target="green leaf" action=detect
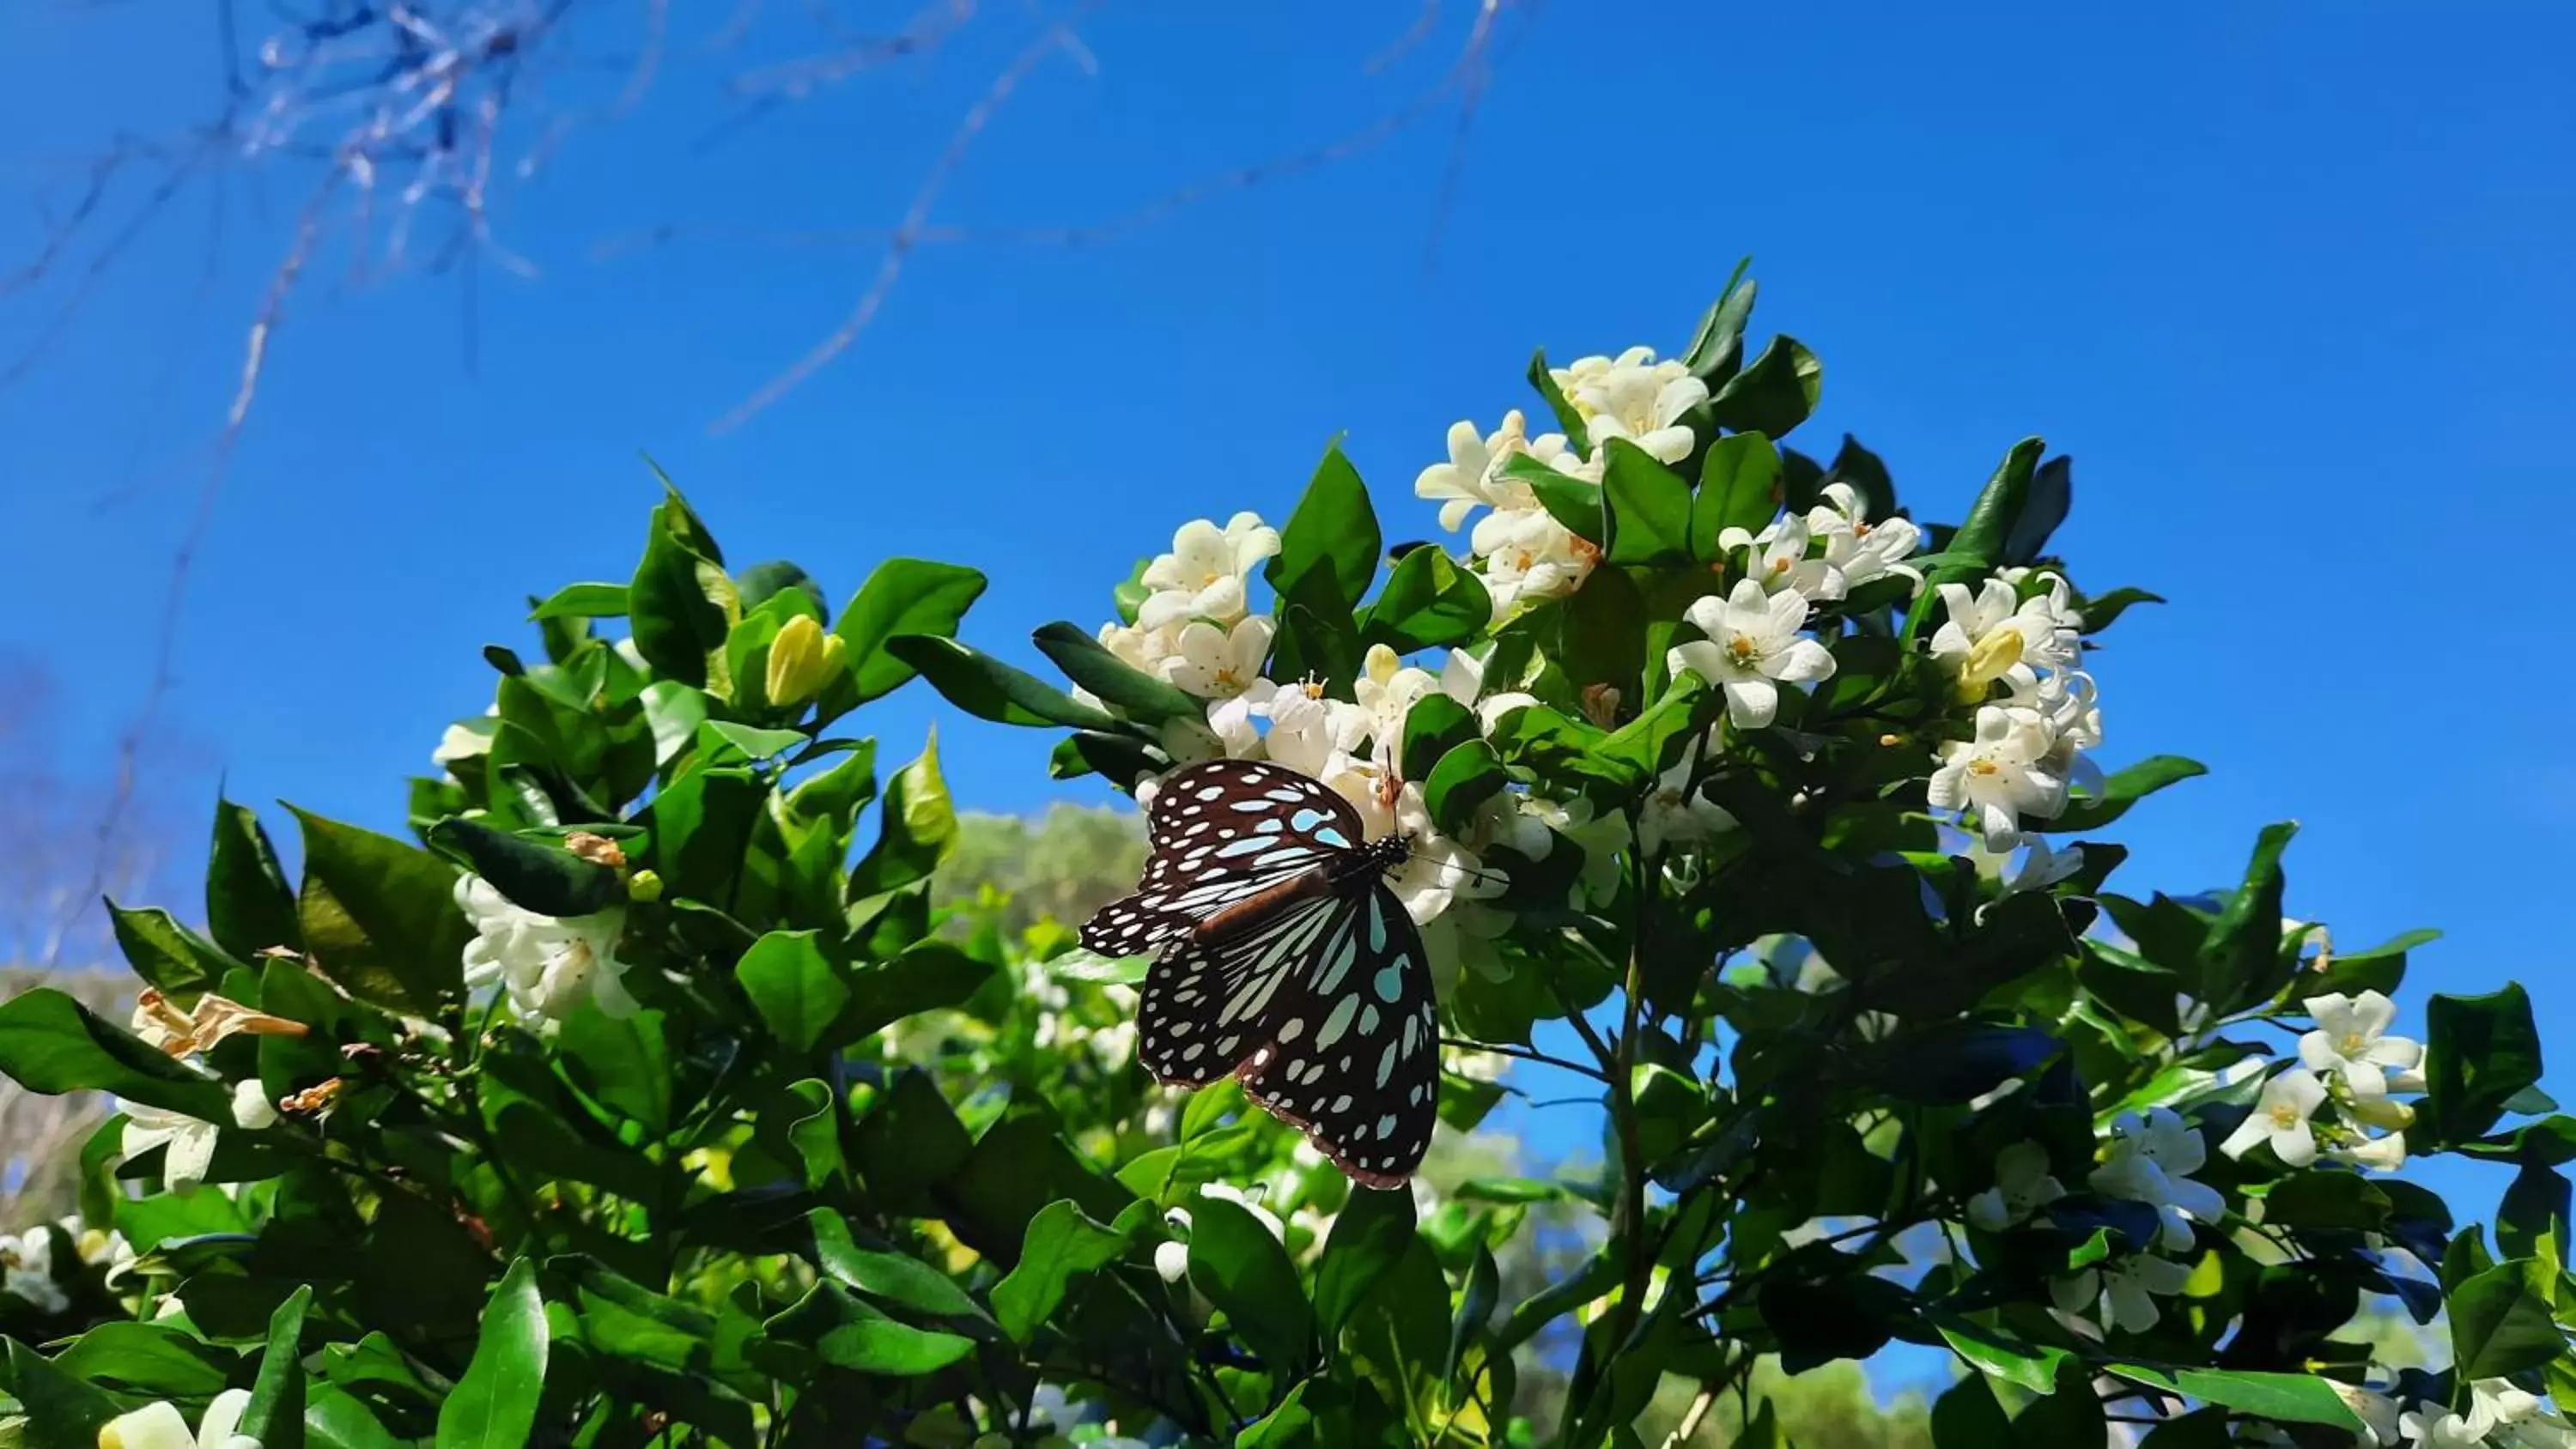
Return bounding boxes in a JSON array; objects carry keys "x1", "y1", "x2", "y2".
[
  {"x1": 1525, "y1": 349, "x2": 1590, "y2": 453},
  {"x1": 806, "y1": 1209, "x2": 986, "y2": 1320},
  {"x1": 735, "y1": 931, "x2": 850, "y2": 1055},
  {"x1": 305, "y1": 1385, "x2": 403, "y2": 1449},
  {"x1": 1501, "y1": 454, "x2": 1606, "y2": 545},
  {"x1": 2043, "y1": 755, "x2": 2208, "y2": 833},
  {"x1": 2426, "y1": 984, "x2": 2544, "y2": 1145},
  {"x1": 434, "y1": 1259, "x2": 548, "y2": 1449},
  {"x1": 1312, "y1": 1185, "x2": 1414, "y2": 1337},
  {"x1": 209, "y1": 797, "x2": 302, "y2": 958},
  {"x1": 2260, "y1": 1172, "x2": 2391, "y2": 1232},
  {"x1": 1931, "y1": 1375, "x2": 2012, "y2": 1449},
  {"x1": 2078, "y1": 587, "x2": 2164, "y2": 634},
  {"x1": 2107, "y1": 1366, "x2": 2361, "y2": 1431},
  {"x1": 427, "y1": 817, "x2": 623, "y2": 918},
  {"x1": 1189, "y1": 1195, "x2": 1314, "y2": 1373},
  {"x1": 1824, "y1": 433, "x2": 1898, "y2": 521},
  {"x1": 1423, "y1": 740, "x2": 1506, "y2": 834},
  {"x1": 2004, "y1": 455, "x2": 2072, "y2": 566},
  {"x1": 1047, "y1": 949, "x2": 1151, "y2": 986},
  {"x1": 0, "y1": 989, "x2": 229, "y2": 1118},
  {"x1": 4, "y1": 1339, "x2": 118, "y2": 1449},
  {"x1": 626, "y1": 483, "x2": 735, "y2": 689},
  {"x1": 824, "y1": 559, "x2": 990, "y2": 712},
  {"x1": 1267, "y1": 444, "x2": 1383, "y2": 613},
  {"x1": 1363, "y1": 547, "x2": 1492, "y2": 654},
  {"x1": 1935, "y1": 1315, "x2": 2070, "y2": 1394},
  {"x1": 884, "y1": 635, "x2": 1120, "y2": 731},
  {"x1": 699, "y1": 720, "x2": 810, "y2": 762},
  {"x1": 556, "y1": 1007, "x2": 671, "y2": 1134},
  {"x1": 292, "y1": 806, "x2": 470, "y2": 1012},
  {"x1": 1945, "y1": 438, "x2": 2045, "y2": 573},
  {"x1": 2500, "y1": 1162, "x2": 2569, "y2": 1262},
  {"x1": 1443, "y1": 1243, "x2": 1499, "y2": 1385},
  {"x1": 238, "y1": 1284, "x2": 313, "y2": 1449},
  {"x1": 639, "y1": 764, "x2": 762, "y2": 905},
  {"x1": 106, "y1": 902, "x2": 237, "y2": 1002},
  {"x1": 1680, "y1": 263, "x2": 1757, "y2": 384},
  {"x1": 763, "y1": 1077, "x2": 846, "y2": 1190},
  {"x1": 814, "y1": 1308, "x2": 974, "y2": 1375},
  {"x1": 1691, "y1": 432, "x2": 1783, "y2": 559},
  {"x1": 1396, "y1": 694, "x2": 1479, "y2": 784},
  {"x1": 1601, "y1": 440, "x2": 1693, "y2": 565},
  {"x1": 1030, "y1": 621, "x2": 1204, "y2": 724},
  {"x1": 2450, "y1": 1259, "x2": 2567, "y2": 1379},
  {"x1": 848, "y1": 738, "x2": 960, "y2": 907},
  {"x1": 991, "y1": 1199, "x2": 1149, "y2": 1343},
  {"x1": 738, "y1": 559, "x2": 827, "y2": 619},
  {"x1": 2196, "y1": 822, "x2": 2296, "y2": 1012},
  {"x1": 51, "y1": 1322, "x2": 233, "y2": 1397},
  {"x1": 528, "y1": 582, "x2": 630, "y2": 620},
  {"x1": 1706, "y1": 335, "x2": 1821, "y2": 438}
]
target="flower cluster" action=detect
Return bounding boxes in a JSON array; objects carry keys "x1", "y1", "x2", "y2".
[
  {"x1": 2397, "y1": 1379, "x2": 2576, "y2": 1448},
  {"x1": 1927, "y1": 570, "x2": 2097, "y2": 876},
  {"x1": 2223, "y1": 989, "x2": 2424, "y2": 1173},
  {"x1": 1413, "y1": 409, "x2": 1604, "y2": 616},
  {"x1": 1097, "y1": 514, "x2": 1282, "y2": 698}
]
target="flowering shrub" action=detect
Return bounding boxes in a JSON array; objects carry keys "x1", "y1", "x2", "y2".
[{"x1": 0, "y1": 272, "x2": 2566, "y2": 1448}]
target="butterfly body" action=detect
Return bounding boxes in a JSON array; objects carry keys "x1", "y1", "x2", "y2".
[{"x1": 1083, "y1": 761, "x2": 1439, "y2": 1189}]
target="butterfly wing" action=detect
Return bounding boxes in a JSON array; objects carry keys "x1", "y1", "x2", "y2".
[
  {"x1": 1140, "y1": 881, "x2": 1439, "y2": 1190},
  {"x1": 1079, "y1": 760, "x2": 1366, "y2": 959}
]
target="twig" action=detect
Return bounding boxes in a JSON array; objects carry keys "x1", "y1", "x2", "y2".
[{"x1": 1438, "y1": 1034, "x2": 1607, "y2": 1082}]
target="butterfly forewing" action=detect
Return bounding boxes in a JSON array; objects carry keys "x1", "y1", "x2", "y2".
[{"x1": 1085, "y1": 759, "x2": 1439, "y2": 1187}]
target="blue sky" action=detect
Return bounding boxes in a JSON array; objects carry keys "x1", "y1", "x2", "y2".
[{"x1": 6, "y1": 0, "x2": 2573, "y2": 1383}]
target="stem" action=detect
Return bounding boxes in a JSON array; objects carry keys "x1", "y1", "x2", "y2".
[{"x1": 1437, "y1": 1035, "x2": 1608, "y2": 1082}]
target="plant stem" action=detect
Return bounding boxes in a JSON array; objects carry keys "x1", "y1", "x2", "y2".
[{"x1": 1437, "y1": 1035, "x2": 1608, "y2": 1082}]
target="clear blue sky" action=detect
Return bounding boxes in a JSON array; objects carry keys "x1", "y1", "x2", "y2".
[{"x1": 6, "y1": 0, "x2": 2573, "y2": 1378}]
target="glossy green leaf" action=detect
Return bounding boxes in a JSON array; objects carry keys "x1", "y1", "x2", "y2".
[
  {"x1": 1188, "y1": 1196, "x2": 1314, "y2": 1374},
  {"x1": 238, "y1": 1284, "x2": 313, "y2": 1449},
  {"x1": 2450, "y1": 1259, "x2": 2567, "y2": 1379},
  {"x1": 626, "y1": 482, "x2": 735, "y2": 689},
  {"x1": 208, "y1": 797, "x2": 302, "y2": 959},
  {"x1": 639, "y1": 764, "x2": 762, "y2": 904},
  {"x1": 2044, "y1": 755, "x2": 2208, "y2": 833},
  {"x1": 849, "y1": 732, "x2": 959, "y2": 897},
  {"x1": 1267, "y1": 444, "x2": 1383, "y2": 613},
  {"x1": 1312, "y1": 1185, "x2": 1414, "y2": 1337},
  {"x1": 0, "y1": 989, "x2": 230, "y2": 1118},
  {"x1": 5, "y1": 1338, "x2": 118, "y2": 1449},
  {"x1": 1680, "y1": 263, "x2": 1757, "y2": 384},
  {"x1": 805, "y1": 1208, "x2": 984, "y2": 1319},
  {"x1": 1363, "y1": 546, "x2": 1491, "y2": 654},
  {"x1": 2107, "y1": 1365, "x2": 2360, "y2": 1431},
  {"x1": 991, "y1": 1199, "x2": 1147, "y2": 1343},
  {"x1": 1501, "y1": 453, "x2": 1605, "y2": 545},
  {"x1": 1423, "y1": 739, "x2": 1506, "y2": 834},
  {"x1": 1944, "y1": 438, "x2": 2045, "y2": 573},
  {"x1": 737, "y1": 559, "x2": 827, "y2": 619},
  {"x1": 1601, "y1": 439, "x2": 1693, "y2": 565},
  {"x1": 884, "y1": 635, "x2": 1120, "y2": 731},
  {"x1": 2197, "y1": 821, "x2": 2295, "y2": 1012},
  {"x1": 1443, "y1": 1242, "x2": 1499, "y2": 1385},
  {"x1": 817, "y1": 1311, "x2": 975, "y2": 1375},
  {"x1": 527, "y1": 581, "x2": 630, "y2": 620},
  {"x1": 1935, "y1": 1315, "x2": 2070, "y2": 1394},
  {"x1": 2003, "y1": 454, "x2": 2072, "y2": 566},
  {"x1": 1706, "y1": 334, "x2": 1821, "y2": 438},
  {"x1": 106, "y1": 901, "x2": 236, "y2": 1002},
  {"x1": 1691, "y1": 431, "x2": 1783, "y2": 558},
  {"x1": 735, "y1": 931, "x2": 850, "y2": 1054},
  {"x1": 433, "y1": 1260, "x2": 548, "y2": 1449},
  {"x1": 427, "y1": 817, "x2": 623, "y2": 918},
  {"x1": 827, "y1": 559, "x2": 989, "y2": 712},
  {"x1": 51, "y1": 1321, "x2": 233, "y2": 1398},
  {"x1": 2426, "y1": 984, "x2": 2545, "y2": 1145},
  {"x1": 291, "y1": 806, "x2": 470, "y2": 1012},
  {"x1": 2078, "y1": 586, "x2": 2164, "y2": 634},
  {"x1": 1030, "y1": 620, "x2": 1204, "y2": 724}
]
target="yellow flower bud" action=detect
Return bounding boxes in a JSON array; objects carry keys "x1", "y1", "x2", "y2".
[
  {"x1": 2346, "y1": 1094, "x2": 2415, "y2": 1131},
  {"x1": 1954, "y1": 626, "x2": 2026, "y2": 698},
  {"x1": 763, "y1": 615, "x2": 846, "y2": 707},
  {"x1": 626, "y1": 869, "x2": 665, "y2": 903}
]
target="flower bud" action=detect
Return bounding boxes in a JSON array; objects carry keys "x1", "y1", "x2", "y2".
[
  {"x1": 764, "y1": 615, "x2": 847, "y2": 707},
  {"x1": 2346, "y1": 1094, "x2": 2415, "y2": 1131},
  {"x1": 627, "y1": 869, "x2": 665, "y2": 903},
  {"x1": 1955, "y1": 626, "x2": 2026, "y2": 696}
]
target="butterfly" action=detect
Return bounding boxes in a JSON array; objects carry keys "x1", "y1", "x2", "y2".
[{"x1": 1083, "y1": 758, "x2": 1440, "y2": 1189}]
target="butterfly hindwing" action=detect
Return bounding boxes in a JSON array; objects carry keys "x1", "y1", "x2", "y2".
[{"x1": 1230, "y1": 883, "x2": 1438, "y2": 1188}]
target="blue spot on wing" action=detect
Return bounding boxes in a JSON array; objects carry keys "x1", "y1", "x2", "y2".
[{"x1": 1315, "y1": 827, "x2": 1350, "y2": 848}]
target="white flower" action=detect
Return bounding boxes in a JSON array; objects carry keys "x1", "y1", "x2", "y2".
[
  {"x1": 2478, "y1": 1380, "x2": 2576, "y2": 1449},
  {"x1": 1966, "y1": 1140, "x2": 2066, "y2": 1232},
  {"x1": 2323, "y1": 1383, "x2": 2404, "y2": 1448},
  {"x1": 2006, "y1": 669, "x2": 2106, "y2": 797},
  {"x1": 1157, "y1": 1184, "x2": 1287, "y2": 1288},
  {"x1": 1930, "y1": 578, "x2": 2081, "y2": 691},
  {"x1": 1928, "y1": 706, "x2": 2069, "y2": 851},
  {"x1": 2299, "y1": 991, "x2": 2424, "y2": 1100},
  {"x1": 1552, "y1": 347, "x2": 1708, "y2": 464},
  {"x1": 456, "y1": 876, "x2": 639, "y2": 1023},
  {"x1": 1159, "y1": 615, "x2": 1274, "y2": 699},
  {"x1": 1805, "y1": 483, "x2": 1924, "y2": 594},
  {"x1": 1199, "y1": 682, "x2": 1272, "y2": 761},
  {"x1": 2221, "y1": 1068, "x2": 2329, "y2": 1167},
  {"x1": 2001, "y1": 834, "x2": 2087, "y2": 896},
  {"x1": 119, "y1": 1088, "x2": 268, "y2": 1196},
  {"x1": 1, "y1": 1229, "x2": 68, "y2": 1314},
  {"x1": 2051, "y1": 1253, "x2": 2191, "y2": 1332},
  {"x1": 1637, "y1": 760, "x2": 1739, "y2": 855},
  {"x1": 433, "y1": 710, "x2": 496, "y2": 770},
  {"x1": 1553, "y1": 799, "x2": 1631, "y2": 908},
  {"x1": 1354, "y1": 645, "x2": 1443, "y2": 760},
  {"x1": 1138, "y1": 513, "x2": 1279, "y2": 629},
  {"x1": 1413, "y1": 411, "x2": 1585, "y2": 532},
  {"x1": 2331, "y1": 1132, "x2": 2410, "y2": 1173},
  {"x1": 2090, "y1": 1108, "x2": 2225, "y2": 1252},
  {"x1": 1097, "y1": 618, "x2": 1181, "y2": 676},
  {"x1": 100, "y1": 1387, "x2": 259, "y2": 1449},
  {"x1": 1471, "y1": 506, "x2": 1596, "y2": 615},
  {"x1": 1431, "y1": 648, "x2": 1540, "y2": 736},
  {"x1": 1735, "y1": 516, "x2": 1844, "y2": 601},
  {"x1": 1666, "y1": 579, "x2": 1838, "y2": 730},
  {"x1": 2400, "y1": 1407, "x2": 2492, "y2": 1449},
  {"x1": 1263, "y1": 685, "x2": 1368, "y2": 779}
]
